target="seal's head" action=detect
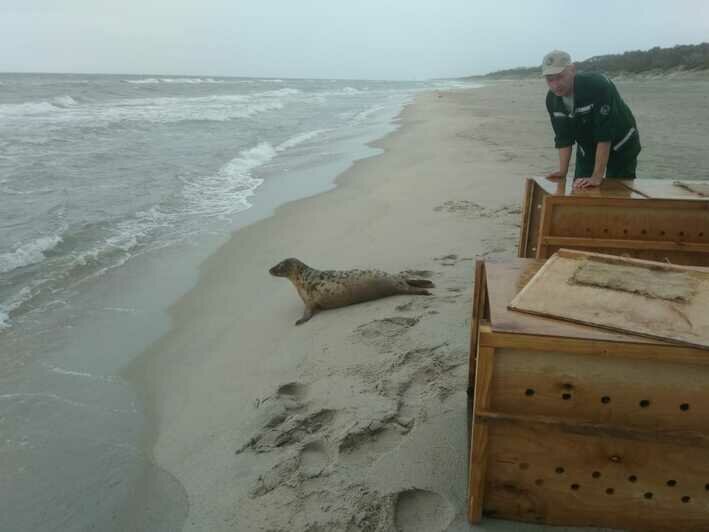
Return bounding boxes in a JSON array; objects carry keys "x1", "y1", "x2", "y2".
[{"x1": 269, "y1": 258, "x2": 306, "y2": 278}]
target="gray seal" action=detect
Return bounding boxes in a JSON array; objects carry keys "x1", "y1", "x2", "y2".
[{"x1": 269, "y1": 258, "x2": 434, "y2": 325}]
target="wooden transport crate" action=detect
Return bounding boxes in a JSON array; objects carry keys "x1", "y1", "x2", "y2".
[
  {"x1": 518, "y1": 177, "x2": 709, "y2": 266},
  {"x1": 468, "y1": 258, "x2": 709, "y2": 531}
]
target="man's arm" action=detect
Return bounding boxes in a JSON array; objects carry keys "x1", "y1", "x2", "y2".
[
  {"x1": 574, "y1": 141, "x2": 610, "y2": 189},
  {"x1": 547, "y1": 146, "x2": 572, "y2": 179}
]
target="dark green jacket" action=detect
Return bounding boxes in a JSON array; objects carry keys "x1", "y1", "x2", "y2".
[{"x1": 546, "y1": 72, "x2": 640, "y2": 161}]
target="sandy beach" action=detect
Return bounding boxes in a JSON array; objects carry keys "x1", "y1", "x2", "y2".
[{"x1": 127, "y1": 79, "x2": 709, "y2": 531}]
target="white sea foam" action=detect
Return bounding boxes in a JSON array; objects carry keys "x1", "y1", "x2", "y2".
[
  {"x1": 1, "y1": 88, "x2": 301, "y2": 124},
  {"x1": 0, "y1": 101, "x2": 57, "y2": 117},
  {"x1": 51, "y1": 95, "x2": 79, "y2": 107},
  {"x1": 0, "y1": 286, "x2": 33, "y2": 329},
  {"x1": 45, "y1": 364, "x2": 117, "y2": 383},
  {"x1": 0, "y1": 235, "x2": 62, "y2": 274},
  {"x1": 180, "y1": 129, "x2": 330, "y2": 219},
  {"x1": 124, "y1": 77, "x2": 224, "y2": 84},
  {"x1": 276, "y1": 129, "x2": 329, "y2": 151},
  {"x1": 182, "y1": 142, "x2": 278, "y2": 218}
]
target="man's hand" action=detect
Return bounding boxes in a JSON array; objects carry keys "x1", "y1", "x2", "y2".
[
  {"x1": 573, "y1": 175, "x2": 604, "y2": 190},
  {"x1": 546, "y1": 170, "x2": 567, "y2": 181}
]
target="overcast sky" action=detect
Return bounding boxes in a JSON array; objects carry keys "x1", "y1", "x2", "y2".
[{"x1": 2, "y1": 0, "x2": 708, "y2": 79}]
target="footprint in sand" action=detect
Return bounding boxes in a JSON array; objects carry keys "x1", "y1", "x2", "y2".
[
  {"x1": 237, "y1": 408, "x2": 337, "y2": 454},
  {"x1": 394, "y1": 489, "x2": 454, "y2": 532},
  {"x1": 299, "y1": 440, "x2": 329, "y2": 478},
  {"x1": 434, "y1": 253, "x2": 458, "y2": 267},
  {"x1": 355, "y1": 317, "x2": 419, "y2": 340},
  {"x1": 337, "y1": 417, "x2": 413, "y2": 465},
  {"x1": 433, "y1": 200, "x2": 487, "y2": 218},
  {"x1": 276, "y1": 381, "x2": 309, "y2": 410}
]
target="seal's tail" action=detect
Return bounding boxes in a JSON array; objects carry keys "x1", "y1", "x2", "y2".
[{"x1": 406, "y1": 279, "x2": 435, "y2": 288}]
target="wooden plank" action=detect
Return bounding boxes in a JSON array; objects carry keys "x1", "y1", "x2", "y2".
[
  {"x1": 542, "y1": 236, "x2": 709, "y2": 253},
  {"x1": 508, "y1": 251, "x2": 709, "y2": 350},
  {"x1": 518, "y1": 178, "x2": 549, "y2": 258},
  {"x1": 556, "y1": 249, "x2": 709, "y2": 273},
  {"x1": 483, "y1": 422, "x2": 709, "y2": 530},
  {"x1": 484, "y1": 259, "x2": 663, "y2": 344},
  {"x1": 673, "y1": 180, "x2": 709, "y2": 197},
  {"x1": 627, "y1": 179, "x2": 709, "y2": 200},
  {"x1": 468, "y1": 346, "x2": 494, "y2": 524},
  {"x1": 529, "y1": 176, "x2": 642, "y2": 198},
  {"x1": 517, "y1": 178, "x2": 534, "y2": 258},
  {"x1": 478, "y1": 330, "x2": 709, "y2": 366},
  {"x1": 468, "y1": 260, "x2": 486, "y2": 392},
  {"x1": 535, "y1": 189, "x2": 555, "y2": 259},
  {"x1": 488, "y1": 346, "x2": 709, "y2": 431},
  {"x1": 477, "y1": 410, "x2": 709, "y2": 448}
]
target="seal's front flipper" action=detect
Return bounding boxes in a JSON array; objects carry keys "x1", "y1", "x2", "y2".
[
  {"x1": 295, "y1": 306, "x2": 315, "y2": 326},
  {"x1": 406, "y1": 279, "x2": 435, "y2": 288}
]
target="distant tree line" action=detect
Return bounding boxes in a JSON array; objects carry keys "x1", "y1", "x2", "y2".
[{"x1": 475, "y1": 42, "x2": 709, "y2": 79}]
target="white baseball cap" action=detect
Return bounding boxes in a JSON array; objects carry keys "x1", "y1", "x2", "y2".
[{"x1": 542, "y1": 50, "x2": 572, "y2": 76}]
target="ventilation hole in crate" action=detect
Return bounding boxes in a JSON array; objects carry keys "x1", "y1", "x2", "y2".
[
  {"x1": 705, "y1": 483, "x2": 709, "y2": 491},
  {"x1": 639, "y1": 399, "x2": 651, "y2": 408},
  {"x1": 535, "y1": 479, "x2": 544, "y2": 486},
  {"x1": 609, "y1": 455, "x2": 622, "y2": 463},
  {"x1": 623, "y1": 229, "x2": 628, "y2": 235},
  {"x1": 660, "y1": 230, "x2": 666, "y2": 236},
  {"x1": 679, "y1": 231, "x2": 685, "y2": 237},
  {"x1": 585, "y1": 227, "x2": 591, "y2": 233},
  {"x1": 680, "y1": 403, "x2": 690, "y2": 411},
  {"x1": 644, "y1": 492, "x2": 653, "y2": 500},
  {"x1": 682, "y1": 496, "x2": 691, "y2": 503},
  {"x1": 561, "y1": 393, "x2": 572, "y2": 400},
  {"x1": 519, "y1": 463, "x2": 529, "y2": 471},
  {"x1": 603, "y1": 228, "x2": 609, "y2": 234},
  {"x1": 601, "y1": 396, "x2": 611, "y2": 404},
  {"x1": 699, "y1": 232, "x2": 704, "y2": 237},
  {"x1": 628, "y1": 475, "x2": 638, "y2": 483},
  {"x1": 606, "y1": 488, "x2": 615, "y2": 495},
  {"x1": 667, "y1": 480, "x2": 677, "y2": 487},
  {"x1": 592, "y1": 471, "x2": 601, "y2": 479},
  {"x1": 525, "y1": 388, "x2": 535, "y2": 397},
  {"x1": 555, "y1": 467, "x2": 565, "y2": 474},
  {"x1": 570, "y1": 484, "x2": 580, "y2": 491},
  {"x1": 641, "y1": 229, "x2": 647, "y2": 235}
]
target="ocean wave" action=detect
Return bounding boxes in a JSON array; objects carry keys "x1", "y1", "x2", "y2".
[
  {"x1": 44, "y1": 364, "x2": 118, "y2": 383},
  {"x1": 180, "y1": 130, "x2": 329, "y2": 219},
  {"x1": 51, "y1": 95, "x2": 79, "y2": 107},
  {"x1": 277, "y1": 129, "x2": 329, "y2": 151},
  {"x1": 1, "y1": 88, "x2": 301, "y2": 124},
  {"x1": 181, "y1": 142, "x2": 277, "y2": 218},
  {"x1": 124, "y1": 77, "x2": 224, "y2": 84},
  {"x1": 0, "y1": 286, "x2": 32, "y2": 330},
  {"x1": 0, "y1": 101, "x2": 58, "y2": 116},
  {"x1": 0, "y1": 235, "x2": 63, "y2": 274}
]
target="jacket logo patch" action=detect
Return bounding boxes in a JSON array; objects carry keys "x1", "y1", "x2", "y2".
[{"x1": 600, "y1": 104, "x2": 611, "y2": 115}]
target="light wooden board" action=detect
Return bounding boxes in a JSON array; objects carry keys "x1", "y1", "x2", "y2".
[
  {"x1": 481, "y1": 421, "x2": 709, "y2": 530},
  {"x1": 508, "y1": 250, "x2": 709, "y2": 349},
  {"x1": 674, "y1": 180, "x2": 709, "y2": 197}
]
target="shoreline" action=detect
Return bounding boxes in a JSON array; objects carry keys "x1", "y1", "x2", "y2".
[
  {"x1": 125, "y1": 83, "x2": 526, "y2": 530},
  {"x1": 124, "y1": 78, "x2": 709, "y2": 531}
]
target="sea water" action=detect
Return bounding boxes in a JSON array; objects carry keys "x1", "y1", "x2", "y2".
[{"x1": 0, "y1": 73, "x2": 480, "y2": 530}]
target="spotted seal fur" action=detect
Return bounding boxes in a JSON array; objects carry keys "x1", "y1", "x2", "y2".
[{"x1": 269, "y1": 258, "x2": 434, "y2": 325}]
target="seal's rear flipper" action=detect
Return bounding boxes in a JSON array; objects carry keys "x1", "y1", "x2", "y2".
[{"x1": 406, "y1": 279, "x2": 435, "y2": 288}]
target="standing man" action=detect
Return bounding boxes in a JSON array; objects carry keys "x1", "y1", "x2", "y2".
[{"x1": 543, "y1": 50, "x2": 641, "y2": 189}]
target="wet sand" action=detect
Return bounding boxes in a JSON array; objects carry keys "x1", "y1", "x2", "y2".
[{"x1": 128, "y1": 79, "x2": 709, "y2": 531}]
